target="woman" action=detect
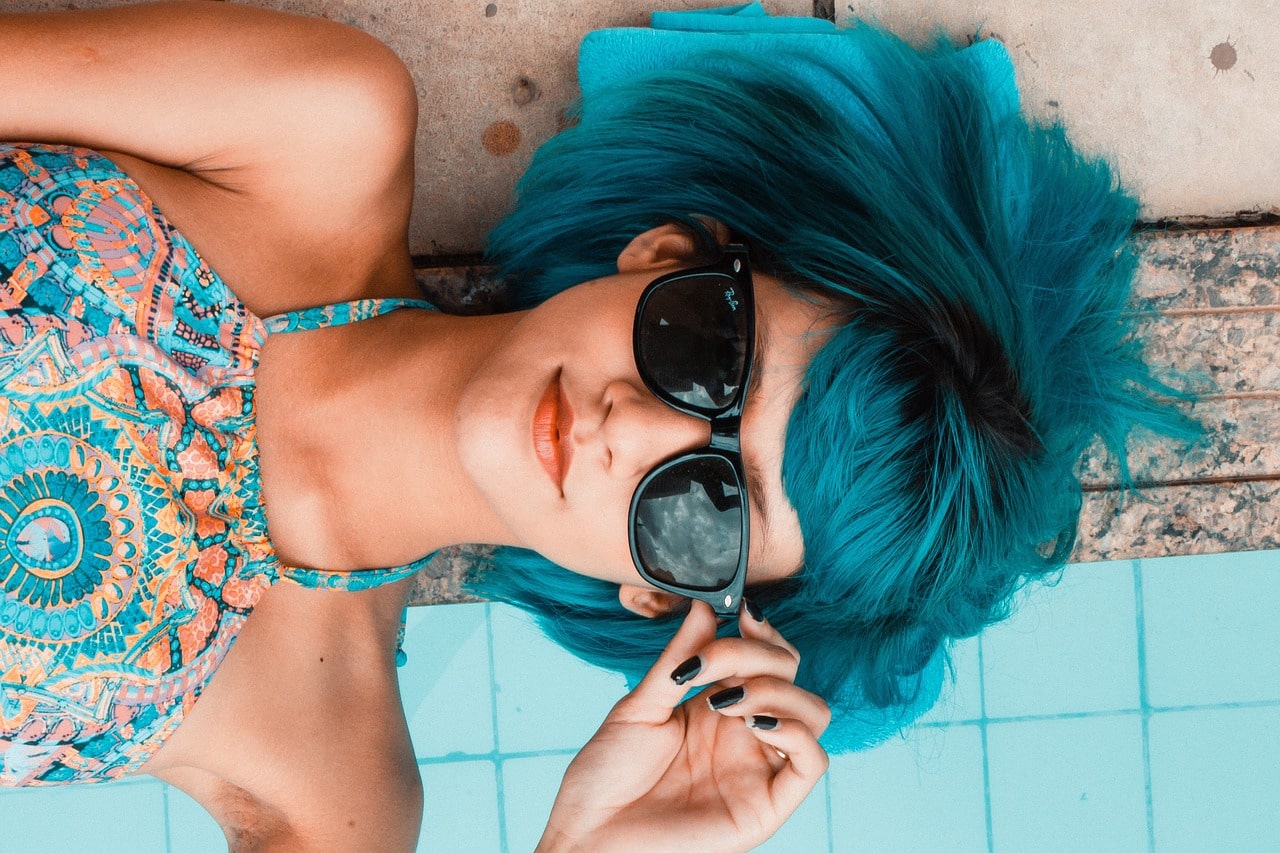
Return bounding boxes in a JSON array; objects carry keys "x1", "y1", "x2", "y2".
[{"x1": 0, "y1": 1, "x2": 1189, "y2": 850}]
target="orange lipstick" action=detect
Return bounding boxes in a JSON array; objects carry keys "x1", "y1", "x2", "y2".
[{"x1": 533, "y1": 372, "x2": 572, "y2": 492}]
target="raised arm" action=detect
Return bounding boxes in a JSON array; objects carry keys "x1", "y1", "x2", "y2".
[
  {"x1": 0, "y1": 1, "x2": 413, "y2": 188},
  {"x1": 0, "y1": 1, "x2": 418, "y2": 304}
]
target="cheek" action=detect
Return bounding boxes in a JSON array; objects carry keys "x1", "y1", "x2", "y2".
[{"x1": 533, "y1": 498, "x2": 640, "y2": 586}]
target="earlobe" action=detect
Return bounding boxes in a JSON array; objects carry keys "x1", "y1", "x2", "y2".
[
  {"x1": 616, "y1": 220, "x2": 729, "y2": 274},
  {"x1": 618, "y1": 584, "x2": 685, "y2": 618}
]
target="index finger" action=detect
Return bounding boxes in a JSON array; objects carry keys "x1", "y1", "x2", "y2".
[{"x1": 607, "y1": 600, "x2": 719, "y2": 725}]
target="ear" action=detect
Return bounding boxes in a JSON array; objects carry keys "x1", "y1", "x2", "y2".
[
  {"x1": 616, "y1": 220, "x2": 730, "y2": 274},
  {"x1": 618, "y1": 583, "x2": 685, "y2": 618}
]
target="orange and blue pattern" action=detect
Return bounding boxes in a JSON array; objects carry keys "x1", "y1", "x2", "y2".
[{"x1": 0, "y1": 143, "x2": 435, "y2": 785}]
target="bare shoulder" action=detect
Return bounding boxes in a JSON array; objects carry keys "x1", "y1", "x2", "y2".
[{"x1": 74, "y1": 4, "x2": 424, "y2": 315}]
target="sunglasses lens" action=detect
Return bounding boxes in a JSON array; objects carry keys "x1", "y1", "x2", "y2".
[
  {"x1": 633, "y1": 456, "x2": 744, "y2": 591},
  {"x1": 638, "y1": 273, "x2": 749, "y2": 412}
]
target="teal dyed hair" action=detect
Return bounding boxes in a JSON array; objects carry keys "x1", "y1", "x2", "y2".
[{"x1": 465, "y1": 24, "x2": 1198, "y2": 751}]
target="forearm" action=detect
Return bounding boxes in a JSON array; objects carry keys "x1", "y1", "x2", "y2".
[{"x1": 0, "y1": 1, "x2": 409, "y2": 171}]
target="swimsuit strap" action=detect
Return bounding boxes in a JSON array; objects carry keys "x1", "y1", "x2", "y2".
[
  {"x1": 279, "y1": 556, "x2": 439, "y2": 670},
  {"x1": 262, "y1": 295, "x2": 441, "y2": 667},
  {"x1": 262, "y1": 293, "x2": 441, "y2": 594},
  {"x1": 260, "y1": 297, "x2": 438, "y2": 335},
  {"x1": 278, "y1": 551, "x2": 437, "y2": 591}
]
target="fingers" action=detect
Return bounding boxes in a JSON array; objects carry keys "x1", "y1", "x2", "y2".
[
  {"x1": 611, "y1": 597, "x2": 818, "y2": 733},
  {"x1": 743, "y1": 716, "x2": 830, "y2": 816},
  {"x1": 737, "y1": 600, "x2": 800, "y2": 664},
  {"x1": 611, "y1": 600, "x2": 719, "y2": 724},
  {"x1": 671, "y1": 599, "x2": 800, "y2": 692},
  {"x1": 703, "y1": 676, "x2": 832, "y2": 738},
  {"x1": 674, "y1": 635, "x2": 800, "y2": 691}
]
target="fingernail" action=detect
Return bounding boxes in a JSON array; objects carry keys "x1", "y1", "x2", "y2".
[
  {"x1": 743, "y1": 597, "x2": 764, "y2": 622},
  {"x1": 670, "y1": 656, "x2": 702, "y2": 685},
  {"x1": 707, "y1": 685, "x2": 746, "y2": 710},
  {"x1": 746, "y1": 715, "x2": 779, "y2": 731}
]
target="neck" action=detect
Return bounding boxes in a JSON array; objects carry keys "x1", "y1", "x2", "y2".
[{"x1": 285, "y1": 307, "x2": 523, "y2": 569}]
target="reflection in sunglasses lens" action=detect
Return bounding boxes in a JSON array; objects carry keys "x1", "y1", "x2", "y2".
[
  {"x1": 639, "y1": 275, "x2": 749, "y2": 412},
  {"x1": 634, "y1": 457, "x2": 742, "y2": 591}
]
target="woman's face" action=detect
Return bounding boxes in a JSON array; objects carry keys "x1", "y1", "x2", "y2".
[{"x1": 454, "y1": 227, "x2": 836, "y2": 611}]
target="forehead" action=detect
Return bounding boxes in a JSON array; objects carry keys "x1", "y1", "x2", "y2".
[{"x1": 742, "y1": 273, "x2": 838, "y2": 582}]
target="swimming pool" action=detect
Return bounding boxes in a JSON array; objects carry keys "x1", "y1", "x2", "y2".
[{"x1": 3, "y1": 548, "x2": 1276, "y2": 851}]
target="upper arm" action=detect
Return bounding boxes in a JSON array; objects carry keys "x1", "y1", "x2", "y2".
[
  {"x1": 0, "y1": 1, "x2": 419, "y2": 306},
  {"x1": 0, "y1": 1, "x2": 416, "y2": 184}
]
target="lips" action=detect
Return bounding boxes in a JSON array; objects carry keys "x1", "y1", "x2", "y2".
[{"x1": 532, "y1": 371, "x2": 574, "y2": 492}]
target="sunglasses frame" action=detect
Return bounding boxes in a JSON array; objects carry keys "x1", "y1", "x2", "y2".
[{"x1": 627, "y1": 244, "x2": 755, "y2": 618}]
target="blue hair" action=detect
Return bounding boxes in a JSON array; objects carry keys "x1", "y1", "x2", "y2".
[{"x1": 465, "y1": 23, "x2": 1199, "y2": 751}]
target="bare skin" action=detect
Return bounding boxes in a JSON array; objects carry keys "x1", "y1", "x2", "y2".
[{"x1": 1, "y1": 4, "x2": 831, "y2": 850}]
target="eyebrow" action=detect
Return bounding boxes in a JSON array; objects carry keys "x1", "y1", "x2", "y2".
[{"x1": 743, "y1": 322, "x2": 772, "y2": 540}]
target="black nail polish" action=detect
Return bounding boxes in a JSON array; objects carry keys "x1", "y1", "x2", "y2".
[
  {"x1": 707, "y1": 685, "x2": 745, "y2": 710},
  {"x1": 743, "y1": 597, "x2": 764, "y2": 622},
  {"x1": 747, "y1": 715, "x2": 779, "y2": 731},
  {"x1": 670, "y1": 656, "x2": 702, "y2": 685}
]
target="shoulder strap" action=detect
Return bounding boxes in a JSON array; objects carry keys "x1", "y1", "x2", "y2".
[
  {"x1": 279, "y1": 549, "x2": 438, "y2": 591},
  {"x1": 260, "y1": 297, "x2": 437, "y2": 336}
]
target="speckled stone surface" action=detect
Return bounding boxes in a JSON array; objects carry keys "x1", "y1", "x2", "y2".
[
  {"x1": 1068, "y1": 226, "x2": 1280, "y2": 564},
  {"x1": 1075, "y1": 480, "x2": 1280, "y2": 562},
  {"x1": 837, "y1": 1, "x2": 1280, "y2": 222},
  {"x1": 239, "y1": 0, "x2": 812, "y2": 256},
  {"x1": 408, "y1": 226, "x2": 1280, "y2": 603},
  {"x1": 1077, "y1": 227, "x2": 1280, "y2": 488}
]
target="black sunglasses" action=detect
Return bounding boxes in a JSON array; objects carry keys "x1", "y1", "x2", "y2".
[{"x1": 627, "y1": 244, "x2": 755, "y2": 618}]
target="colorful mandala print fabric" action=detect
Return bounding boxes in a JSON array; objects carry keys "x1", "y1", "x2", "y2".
[{"x1": 0, "y1": 143, "x2": 289, "y2": 785}]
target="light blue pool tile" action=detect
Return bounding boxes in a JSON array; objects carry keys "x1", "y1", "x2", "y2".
[
  {"x1": 489, "y1": 603, "x2": 628, "y2": 753},
  {"x1": 828, "y1": 724, "x2": 987, "y2": 852},
  {"x1": 1149, "y1": 706, "x2": 1280, "y2": 852},
  {"x1": 400, "y1": 602, "x2": 495, "y2": 758},
  {"x1": 917, "y1": 635, "x2": 983, "y2": 725},
  {"x1": 500, "y1": 753, "x2": 575, "y2": 853},
  {"x1": 1141, "y1": 549, "x2": 1280, "y2": 707},
  {"x1": 419, "y1": 760, "x2": 502, "y2": 853},
  {"x1": 0, "y1": 778, "x2": 167, "y2": 852},
  {"x1": 166, "y1": 785, "x2": 226, "y2": 852},
  {"x1": 987, "y1": 715, "x2": 1147, "y2": 853},
  {"x1": 982, "y1": 561, "x2": 1139, "y2": 717},
  {"x1": 755, "y1": 774, "x2": 831, "y2": 852}
]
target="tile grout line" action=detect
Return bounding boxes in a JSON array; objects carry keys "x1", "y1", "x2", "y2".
[
  {"x1": 978, "y1": 634, "x2": 995, "y2": 853},
  {"x1": 911, "y1": 698, "x2": 1280, "y2": 727},
  {"x1": 824, "y1": 767, "x2": 835, "y2": 853},
  {"x1": 1133, "y1": 560, "x2": 1156, "y2": 853},
  {"x1": 162, "y1": 782, "x2": 172, "y2": 853},
  {"x1": 485, "y1": 603, "x2": 511, "y2": 853},
  {"x1": 417, "y1": 747, "x2": 580, "y2": 765}
]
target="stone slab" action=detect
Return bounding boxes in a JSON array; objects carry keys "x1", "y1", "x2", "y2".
[
  {"x1": 240, "y1": 0, "x2": 813, "y2": 256},
  {"x1": 837, "y1": 0, "x2": 1280, "y2": 222},
  {"x1": 1130, "y1": 227, "x2": 1280, "y2": 312},
  {"x1": 5, "y1": 0, "x2": 812, "y2": 257},
  {"x1": 1076, "y1": 479, "x2": 1280, "y2": 562}
]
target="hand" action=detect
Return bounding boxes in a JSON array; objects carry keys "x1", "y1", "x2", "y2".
[{"x1": 536, "y1": 600, "x2": 831, "y2": 853}]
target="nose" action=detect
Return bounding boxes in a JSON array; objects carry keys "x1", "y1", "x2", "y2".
[{"x1": 598, "y1": 379, "x2": 710, "y2": 481}]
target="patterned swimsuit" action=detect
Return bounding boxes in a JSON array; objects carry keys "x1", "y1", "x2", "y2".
[{"x1": 0, "y1": 143, "x2": 437, "y2": 786}]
